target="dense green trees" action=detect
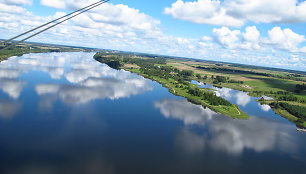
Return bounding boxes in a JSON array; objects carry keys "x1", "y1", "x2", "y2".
[
  {"x1": 295, "y1": 84, "x2": 306, "y2": 93},
  {"x1": 187, "y1": 87, "x2": 232, "y2": 106},
  {"x1": 271, "y1": 102, "x2": 306, "y2": 127},
  {"x1": 196, "y1": 74, "x2": 201, "y2": 79},
  {"x1": 277, "y1": 95, "x2": 298, "y2": 101},
  {"x1": 179, "y1": 70, "x2": 193, "y2": 76}
]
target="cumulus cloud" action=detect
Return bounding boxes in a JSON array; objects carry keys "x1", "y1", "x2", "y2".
[
  {"x1": 0, "y1": 0, "x2": 32, "y2": 6},
  {"x1": 212, "y1": 26, "x2": 241, "y2": 49},
  {"x1": 40, "y1": 0, "x2": 65, "y2": 9},
  {"x1": 40, "y1": 0, "x2": 161, "y2": 31},
  {"x1": 265, "y1": 27, "x2": 305, "y2": 52},
  {"x1": 164, "y1": 0, "x2": 243, "y2": 27},
  {"x1": 165, "y1": 0, "x2": 306, "y2": 27},
  {"x1": 212, "y1": 26, "x2": 305, "y2": 53},
  {"x1": 0, "y1": 3, "x2": 27, "y2": 14}
]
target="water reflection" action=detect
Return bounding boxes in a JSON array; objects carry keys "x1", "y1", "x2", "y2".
[
  {"x1": 1, "y1": 52, "x2": 152, "y2": 108},
  {"x1": 154, "y1": 99, "x2": 215, "y2": 125},
  {"x1": 155, "y1": 99, "x2": 300, "y2": 156},
  {"x1": 233, "y1": 91, "x2": 251, "y2": 107},
  {"x1": 35, "y1": 77, "x2": 151, "y2": 105},
  {"x1": 212, "y1": 87, "x2": 252, "y2": 107},
  {"x1": 0, "y1": 53, "x2": 305, "y2": 173},
  {"x1": 5, "y1": 153, "x2": 114, "y2": 174},
  {"x1": 175, "y1": 128, "x2": 205, "y2": 154},
  {"x1": 0, "y1": 100, "x2": 21, "y2": 119},
  {"x1": 259, "y1": 103, "x2": 271, "y2": 112},
  {"x1": 0, "y1": 78, "x2": 26, "y2": 99}
]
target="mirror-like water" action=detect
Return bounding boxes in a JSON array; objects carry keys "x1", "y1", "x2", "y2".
[{"x1": 0, "y1": 52, "x2": 305, "y2": 174}]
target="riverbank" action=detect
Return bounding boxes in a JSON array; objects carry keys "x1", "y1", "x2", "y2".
[
  {"x1": 93, "y1": 52, "x2": 306, "y2": 127},
  {"x1": 128, "y1": 68, "x2": 248, "y2": 119},
  {"x1": 94, "y1": 53, "x2": 249, "y2": 119},
  {"x1": 0, "y1": 42, "x2": 91, "y2": 62}
]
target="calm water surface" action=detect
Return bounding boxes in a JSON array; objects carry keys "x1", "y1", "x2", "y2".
[{"x1": 0, "y1": 52, "x2": 305, "y2": 174}]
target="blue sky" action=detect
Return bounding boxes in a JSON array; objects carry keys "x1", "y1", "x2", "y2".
[{"x1": 0, "y1": 0, "x2": 306, "y2": 71}]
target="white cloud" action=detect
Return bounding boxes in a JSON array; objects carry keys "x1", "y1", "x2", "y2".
[
  {"x1": 211, "y1": 26, "x2": 306, "y2": 53},
  {"x1": 243, "y1": 26, "x2": 260, "y2": 42},
  {"x1": 41, "y1": 0, "x2": 65, "y2": 9},
  {"x1": 164, "y1": 0, "x2": 243, "y2": 27},
  {"x1": 40, "y1": 1, "x2": 161, "y2": 32},
  {"x1": 212, "y1": 26, "x2": 241, "y2": 49},
  {"x1": 266, "y1": 27, "x2": 305, "y2": 52},
  {"x1": 0, "y1": 0, "x2": 305, "y2": 71},
  {"x1": 165, "y1": 0, "x2": 306, "y2": 27},
  {"x1": 0, "y1": 3, "x2": 27, "y2": 14},
  {"x1": 300, "y1": 46, "x2": 306, "y2": 53},
  {"x1": 0, "y1": 0, "x2": 32, "y2": 6},
  {"x1": 212, "y1": 26, "x2": 263, "y2": 50}
]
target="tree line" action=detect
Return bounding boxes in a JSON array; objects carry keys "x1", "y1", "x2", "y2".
[{"x1": 187, "y1": 87, "x2": 232, "y2": 106}]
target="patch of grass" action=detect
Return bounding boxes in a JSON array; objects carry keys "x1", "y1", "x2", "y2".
[
  {"x1": 273, "y1": 108, "x2": 298, "y2": 122},
  {"x1": 245, "y1": 77, "x2": 298, "y2": 92}
]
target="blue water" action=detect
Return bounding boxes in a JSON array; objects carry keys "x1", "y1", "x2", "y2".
[{"x1": 0, "y1": 52, "x2": 305, "y2": 174}]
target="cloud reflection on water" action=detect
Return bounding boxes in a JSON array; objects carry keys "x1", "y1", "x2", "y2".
[
  {"x1": 0, "y1": 100, "x2": 21, "y2": 119},
  {"x1": 155, "y1": 99, "x2": 297, "y2": 156},
  {"x1": 35, "y1": 76, "x2": 151, "y2": 105},
  {"x1": 3, "y1": 52, "x2": 152, "y2": 104},
  {"x1": 214, "y1": 87, "x2": 251, "y2": 107},
  {"x1": 259, "y1": 103, "x2": 271, "y2": 112},
  {"x1": 0, "y1": 78, "x2": 26, "y2": 99},
  {"x1": 0, "y1": 52, "x2": 153, "y2": 118}
]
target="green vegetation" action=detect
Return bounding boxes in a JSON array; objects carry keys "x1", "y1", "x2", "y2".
[
  {"x1": 270, "y1": 102, "x2": 306, "y2": 128},
  {"x1": 94, "y1": 51, "x2": 306, "y2": 128},
  {"x1": 0, "y1": 42, "x2": 90, "y2": 61},
  {"x1": 94, "y1": 52, "x2": 249, "y2": 119}
]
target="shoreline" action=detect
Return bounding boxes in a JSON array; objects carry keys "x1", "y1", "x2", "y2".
[{"x1": 124, "y1": 68, "x2": 249, "y2": 119}]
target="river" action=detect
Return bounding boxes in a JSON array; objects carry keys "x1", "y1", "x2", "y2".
[{"x1": 0, "y1": 52, "x2": 305, "y2": 174}]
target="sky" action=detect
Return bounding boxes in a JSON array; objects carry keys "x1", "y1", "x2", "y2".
[{"x1": 0, "y1": 0, "x2": 306, "y2": 71}]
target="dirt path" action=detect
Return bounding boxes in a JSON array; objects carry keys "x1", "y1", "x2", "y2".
[{"x1": 234, "y1": 105, "x2": 241, "y2": 115}]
